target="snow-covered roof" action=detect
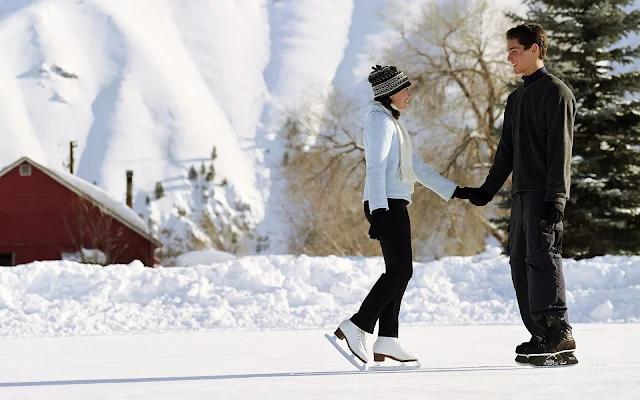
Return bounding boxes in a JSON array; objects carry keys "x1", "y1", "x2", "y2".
[{"x1": 0, "y1": 157, "x2": 161, "y2": 246}]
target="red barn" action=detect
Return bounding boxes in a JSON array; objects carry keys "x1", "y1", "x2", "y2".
[{"x1": 0, "y1": 157, "x2": 161, "y2": 266}]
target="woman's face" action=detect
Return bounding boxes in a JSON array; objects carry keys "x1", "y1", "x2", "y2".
[{"x1": 390, "y1": 87, "x2": 412, "y2": 110}]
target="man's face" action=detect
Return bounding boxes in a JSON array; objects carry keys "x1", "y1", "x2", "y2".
[{"x1": 506, "y1": 38, "x2": 539, "y2": 75}]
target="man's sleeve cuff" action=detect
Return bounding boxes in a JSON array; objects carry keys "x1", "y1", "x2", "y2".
[
  {"x1": 545, "y1": 192, "x2": 567, "y2": 207},
  {"x1": 479, "y1": 184, "x2": 497, "y2": 200}
]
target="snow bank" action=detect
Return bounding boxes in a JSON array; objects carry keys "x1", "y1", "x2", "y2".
[
  {"x1": 0, "y1": 248, "x2": 638, "y2": 338},
  {"x1": 175, "y1": 250, "x2": 236, "y2": 267}
]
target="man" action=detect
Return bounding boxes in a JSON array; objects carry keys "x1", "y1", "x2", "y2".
[{"x1": 454, "y1": 23, "x2": 578, "y2": 367}]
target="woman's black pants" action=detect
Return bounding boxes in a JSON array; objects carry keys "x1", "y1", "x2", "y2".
[{"x1": 351, "y1": 199, "x2": 413, "y2": 337}]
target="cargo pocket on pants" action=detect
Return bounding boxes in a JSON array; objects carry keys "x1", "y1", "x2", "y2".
[
  {"x1": 540, "y1": 221, "x2": 563, "y2": 255},
  {"x1": 553, "y1": 222, "x2": 564, "y2": 255}
]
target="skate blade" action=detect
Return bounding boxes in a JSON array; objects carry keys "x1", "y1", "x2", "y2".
[
  {"x1": 368, "y1": 360, "x2": 421, "y2": 371},
  {"x1": 324, "y1": 333, "x2": 367, "y2": 371},
  {"x1": 527, "y1": 352, "x2": 579, "y2": 367},
  {"x1": 517, "y1": 348, "x2": 575, "y2": 357}
]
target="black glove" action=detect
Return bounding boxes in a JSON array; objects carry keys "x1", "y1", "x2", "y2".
[
  {"x1": 453, "y1": 187, "x2": 493, "y2": 206},
  {"x1": 368, "y1": 209, "x2": 388, "y2": 240},
  {"x1": 452, "y1": 186, "x2": 473, "y2": 199},
  {"x1": 542, "y1": 201, "x2": 564, "y2": 225}
]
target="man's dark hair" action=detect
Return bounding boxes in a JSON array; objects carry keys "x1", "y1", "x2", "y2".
[{"x1": 506, "y1": 23, "x2": 548, "y2": 60}]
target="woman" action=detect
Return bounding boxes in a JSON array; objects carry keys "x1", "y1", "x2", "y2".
[{"x1": 334, "y1": 65, "x2": 459, "y2": 365}]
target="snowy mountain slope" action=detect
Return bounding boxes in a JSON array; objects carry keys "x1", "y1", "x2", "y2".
[
  {"x1": 0, "y1": 0, "x2": 637, "y2": 256},
  {"x1": 255, "y1": 0, "x2": 356, "y2": 252},
  {"x1": 0, "y1": 0, "x2": 361, "y2": 255},
  {"x1": 331, "y1": 0, "x2": 387, "y2": 88},
  {"x1": 141, "y1": 164, "x2": 257, "y2": 264},
  {"x1": 0, "y1": 0, "x2": 266, "y2": 232}
]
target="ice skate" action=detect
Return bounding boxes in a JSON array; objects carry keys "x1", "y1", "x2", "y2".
[
  {"x1": 369, "y1": 336, "x2": 421, "y2": 371},
  {"x1": 325, "y1": 319, "x2": 369, "y2": 370},
  {"x1": 525, "y1": 316, "x2": 578, "y2": 367},
  {"x1": 514, "y1": 335, "x2": 542, "y2": 365},
  {"x1": 528, "y1": 351, "x2": 579, "y2": 367}
]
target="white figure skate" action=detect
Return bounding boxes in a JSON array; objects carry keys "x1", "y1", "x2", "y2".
[
  {"x1": 325, "y1": 319, "x2": 369, "y2": 370},
  {"x1": 369, "y1": 336, "x2": 421, "y2": 371}
]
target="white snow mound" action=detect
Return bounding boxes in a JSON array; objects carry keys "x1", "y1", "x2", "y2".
[{"x1": 0, "y1": 248, "x2": 638, "y2": 338}]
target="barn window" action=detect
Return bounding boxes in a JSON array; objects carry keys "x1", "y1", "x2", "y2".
[
  {"x1": 19, "y1": 164, "x2": 32, "y2": 176},
  {"x1": 0, "y1": 253, "x2": 14, "y2": 266}
]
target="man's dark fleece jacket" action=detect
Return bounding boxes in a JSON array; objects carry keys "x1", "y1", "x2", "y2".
[{"x1": 481, "y1": 67, "x2": 576, "y2": 207}]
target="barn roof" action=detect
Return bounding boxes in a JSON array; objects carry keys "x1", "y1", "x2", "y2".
[{"x1": 0, "y1": 157, "x2": 162, "y2": 247}]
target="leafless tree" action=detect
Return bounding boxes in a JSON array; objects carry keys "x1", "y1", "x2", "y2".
[
  {"x1": 282, "y1": 93, "x2": 379, "y2": 256},
  {"x1": 282, "y1": 0, "x2": 515, "y2": 257},
  {"x1": 378, "y1": 0, "x2": 515, "y2": 255},
  {"x1": 63, "y1": 197, "x2": 131, "y2": 265}
]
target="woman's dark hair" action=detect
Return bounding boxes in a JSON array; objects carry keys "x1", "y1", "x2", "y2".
[{"x1": 379, "y1": 97, "x2": 400, "y2": 119}]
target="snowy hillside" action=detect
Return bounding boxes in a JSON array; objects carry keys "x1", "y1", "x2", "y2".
[
  {"x1": 0, "y1": 0, "x2": 368, "y2": 255},
  {"x1": 0, "y1": 248, "x2": 638, "y2": 338},
  {"x1": 141, "y1": 161, "x2": 261, "y2": 264},
  {"x1": 0, "y1": 0, "x2": 638, "y2": 256}
]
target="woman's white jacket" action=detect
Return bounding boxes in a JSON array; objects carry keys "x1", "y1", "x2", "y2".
[{"x1": 362, "y1": 103, "x2": 457, "y2": 212}]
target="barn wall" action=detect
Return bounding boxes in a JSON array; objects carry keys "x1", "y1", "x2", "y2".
[{"x1": 0, "y1": 162, "x2": 156, "y2": 266}]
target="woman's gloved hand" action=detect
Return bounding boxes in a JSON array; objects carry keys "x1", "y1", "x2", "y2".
[{"x1": 368, "y1": 209, "x2": 388, "y2": 240}]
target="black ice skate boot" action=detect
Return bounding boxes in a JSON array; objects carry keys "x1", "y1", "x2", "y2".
[
  {"x1": 527, "y1": 316, "x2": 578, "y2": 367},
  {"x1": 514, "y1": 335, "x2": 541, "y2": 365}
]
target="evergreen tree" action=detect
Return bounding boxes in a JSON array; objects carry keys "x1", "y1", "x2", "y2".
[
  {"x1": 206, "y1": 163, "x2": 215, "y2": 182},
  {"x1": 510, "y1": 1, "x2": 640, "y2": 258},
  {"x1": 188, "y1": 165, "x2": 198, "y2": 181},
  {"x1": 154, "y1": 182, "x2": 165, "y2": 199},
  {"x1": 200, "y1": 162, "x2": 206, "y2": 176}
]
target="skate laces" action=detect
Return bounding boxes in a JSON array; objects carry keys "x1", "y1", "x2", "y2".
[
  {"x1": 541, "y1": 328, "x2": 554, "y2": 346},
  {"x1": 358, "y1": 329, "x2": 367, "y2": 347},
  {"x1": 542, "y1": 321, "x2": 569, "y2": 347},
  {"x1": 393, "y1": 338, "x2": 409, "y2": 354}
]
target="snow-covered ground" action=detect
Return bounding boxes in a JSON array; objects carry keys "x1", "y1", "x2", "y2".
[
  {"x1": 1, "y1": 325, "x2": 638, "y2": 399},
  {"x1": 1, "y1": 249, "x2": 639, "y2": 398},
  {"x1": 0, "y1": 248, "x2": 638, "y2": 338}
]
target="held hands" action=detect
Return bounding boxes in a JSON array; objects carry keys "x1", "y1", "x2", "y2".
[
  {"x1": 452, "y1": 186, "x2": 493, "y2": 206},
  {"x1": 452, "y1": 186, "x2": 565, "y2": 224}
]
